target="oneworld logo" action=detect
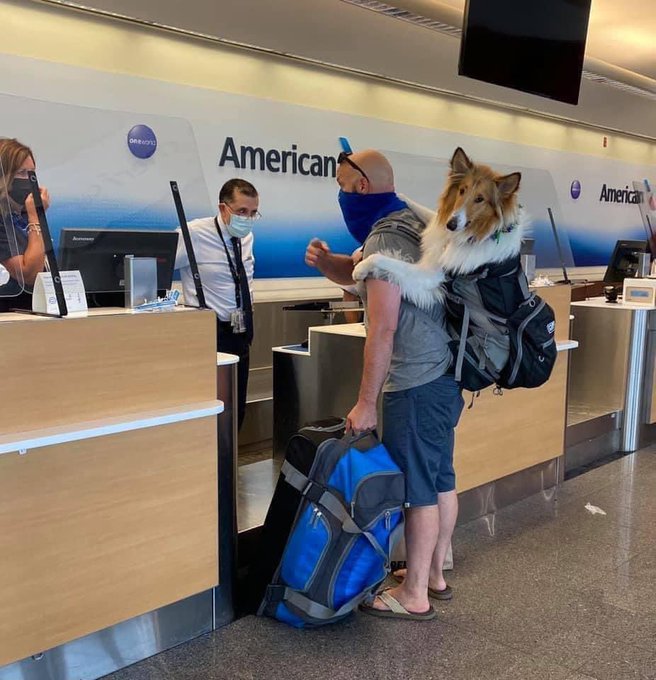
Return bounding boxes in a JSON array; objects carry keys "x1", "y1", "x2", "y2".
[
  {"x1": 570, "y1": 180, "x2": 581, "y2": 199},
  {"x1": 127, "y1": 125, "x2": 157, "y2": 159}
]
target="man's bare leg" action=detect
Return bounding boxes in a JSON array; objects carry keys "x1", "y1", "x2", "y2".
[
  {"x1": 429, "y1": 490, "x2": 458, "y2": 591},
  {"x1": 369, "y1": 504, "x2": 439, "y2": 613},
  {"x1": 394, "y1": 490, "x2": 458, "y2": 591}
]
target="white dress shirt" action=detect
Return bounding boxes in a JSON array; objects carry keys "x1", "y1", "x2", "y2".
[{"x1": 175, "y1": 214, "x2": 255, "y2": 321}]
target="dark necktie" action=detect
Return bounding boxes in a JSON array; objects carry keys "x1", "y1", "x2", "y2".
[{"x1": 231, "y1": 237, "x2": 254, "y2": 344}]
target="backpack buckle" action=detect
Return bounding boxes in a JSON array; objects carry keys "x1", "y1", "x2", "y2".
[{"x1": 265, "y1": 584, "x2": 287, "y2": 603}]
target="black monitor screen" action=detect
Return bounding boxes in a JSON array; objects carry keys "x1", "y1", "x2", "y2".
[
  {"x1": 58, "y1": 229, "x2": 178, "y2": 294},
  {"x1": 459, "y1": 0, "x2": 592, "y2": 105},
  {"x1": 603, "y1": 240, "x2": 650, "y2": 284}
]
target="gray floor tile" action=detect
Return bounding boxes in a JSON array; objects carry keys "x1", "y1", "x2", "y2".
[
  {"x1": 563, "y1": 591, "x2": 656, "y2": 652},
  {"x1": 557, "y1": 451, "x2": 656, "y2": 505},
  {"x1": 576, "y1": 637, "x2": 656, "y2": 680},
  {"x1": 105, "y1": 448, "x2": 656, "y2": 680}
]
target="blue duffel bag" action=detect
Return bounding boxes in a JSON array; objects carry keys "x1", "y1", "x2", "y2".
[{"x1": 258, "y1": 431, "x2": 405, "y2": 628}]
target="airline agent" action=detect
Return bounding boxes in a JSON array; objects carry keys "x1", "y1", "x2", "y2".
[
  {"x1": 0, "y1": 138, "x2": 50, "y2": 311},
  {"x1": 175, "y1": 178, "x2": 260, "y2": 431}
]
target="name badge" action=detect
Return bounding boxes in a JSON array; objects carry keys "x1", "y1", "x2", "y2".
[{"x1": 230, "y1": 309, "x2": 246, "y2": 333}]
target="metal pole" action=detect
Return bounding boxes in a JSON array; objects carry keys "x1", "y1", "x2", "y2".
[
  {"x1": 621, "y1": 309, "x2": 649, "y2": 452},
  {"x1": 213, "y1": 355, "x2": 239, "y2": 628}
]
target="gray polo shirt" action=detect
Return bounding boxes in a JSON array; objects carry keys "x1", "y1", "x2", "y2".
[{"x1": 357, "y1": 208, "x2": 452, "y2": 392}]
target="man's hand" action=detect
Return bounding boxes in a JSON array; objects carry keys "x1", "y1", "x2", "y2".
[
  {"x1": 346, "y1": 399, "x2": 377, "y2": 434},
  {"x1": 305, "y1": 238, "x2": 331, "y2": 270}
]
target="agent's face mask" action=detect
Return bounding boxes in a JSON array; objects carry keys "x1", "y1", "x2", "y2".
[
  {"x1": 226, "y1": 214, "x2": 255, "y2": 239},
  {"x1": 9, "y1": 177, "x2": 32, "y2": 209}
]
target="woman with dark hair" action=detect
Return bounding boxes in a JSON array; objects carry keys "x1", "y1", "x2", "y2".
[{"x1": 0, "y1": 137, "x2": 50, "y2": 311}]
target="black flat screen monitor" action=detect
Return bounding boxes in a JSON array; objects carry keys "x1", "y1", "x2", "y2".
[
  {"x1": 459, "y1": 0, "x2": 592, "y2": 105},
  {"x1": 58, "y1": 229, "x2": 178, "y2": 295},
  {"x1": 603, "y1": 240, "x2": 650, "y2": 285}
]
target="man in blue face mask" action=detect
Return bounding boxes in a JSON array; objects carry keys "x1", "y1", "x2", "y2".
[
  {"x1": 175, "y1": 178, "x2": 260, "y2": 431},
  {"x1": 305, "y1": 149, "x2": 463, "y2": 622}
]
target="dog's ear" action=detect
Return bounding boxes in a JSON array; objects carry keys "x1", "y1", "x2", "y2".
[
  {"x1": 450, "y1": 148, "x2": 472, "y2": 175},
  {"x1": 496, "y1": 172, "x2": 521, "y2": 197}
]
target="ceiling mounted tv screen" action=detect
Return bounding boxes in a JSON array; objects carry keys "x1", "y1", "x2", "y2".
[{"x1": 459, "y1": 0, "x2": 592, "y2": 105}]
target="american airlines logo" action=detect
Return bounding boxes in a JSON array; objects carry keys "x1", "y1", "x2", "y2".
[
  {"x1": 219, "y1": 136, "x2": 337, "y2": 178},
  {"x1": 599, "y1": 184, "x2": 643, "y2": 205}
]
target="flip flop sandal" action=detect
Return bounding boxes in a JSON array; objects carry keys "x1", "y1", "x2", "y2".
[
  {"x1": 359, "y1": 589, "x2": 436, "y2": 621},
  {"x1": 392, "y1": 572, "x2": 453, "y2": 601}
]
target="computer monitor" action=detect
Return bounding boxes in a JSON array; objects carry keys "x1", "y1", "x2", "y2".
[
  {"x1": 58, "y1": 229, "x2": 178, "y2": 300},
  {"x1": 603, "y1": 239, "x2": 650, "y2": 284}
]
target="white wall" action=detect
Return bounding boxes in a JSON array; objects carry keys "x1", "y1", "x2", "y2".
[
  {"x1": 22, "y1": 0, "x2": 656, "y2": 139},
  {"x1": 0, "y1": 0, "x2": 655, "y2": 295}
]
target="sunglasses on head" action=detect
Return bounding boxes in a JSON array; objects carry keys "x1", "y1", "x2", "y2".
[{"x1": 337, "y1": 151, "x2": 370, "y2": 183}]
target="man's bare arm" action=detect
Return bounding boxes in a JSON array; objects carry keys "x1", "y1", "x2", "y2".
[{"x1": 305, "y1": 238, "x2": 355, "y2": 285}]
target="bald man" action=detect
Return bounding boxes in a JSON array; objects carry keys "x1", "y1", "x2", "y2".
[{"x1": 305, "y1": 149, "x2": 463, "y2": 622}]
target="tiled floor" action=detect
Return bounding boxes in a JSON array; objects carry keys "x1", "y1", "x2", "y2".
[{"x1": 107, "y1": 447, "x2": 656, "y2": 680}]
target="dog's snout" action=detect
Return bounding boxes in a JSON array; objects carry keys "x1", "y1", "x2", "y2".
[{"x1": 446, "y1": 217, "x2": 459, "y2": 231}]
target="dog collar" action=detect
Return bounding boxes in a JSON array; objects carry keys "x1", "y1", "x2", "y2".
[{"x1": 491, "y1": 221, "x2": 517, "y2": 244}]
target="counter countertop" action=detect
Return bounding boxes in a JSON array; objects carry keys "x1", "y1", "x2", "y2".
[
  {"x1": 571, "y1": 297, "x2": 656, "y2": 311},
  {"x1": 0, "y1": 399, "x2": 224, "y2": 456},
  {"x1": 0, "y1": 305, "x2": 204, "y2": 324},
  {"x1": 274, "y1": 323, "x2": 578, "y2": 355}
]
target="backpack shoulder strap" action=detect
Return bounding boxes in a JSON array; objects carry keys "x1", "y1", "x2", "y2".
[{"x1": 363, "y1": 210, "x2": 423, "y2": 250}]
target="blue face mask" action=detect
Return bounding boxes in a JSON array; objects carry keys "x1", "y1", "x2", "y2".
[
  {"x1": 226, "y1": 214, "x2": 254, "y2": 239},
  {"x1": 338, "y1": 190, "x2": 408, "y2": 244}
]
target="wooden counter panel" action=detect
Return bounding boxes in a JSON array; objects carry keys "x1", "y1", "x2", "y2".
[
  {"x1": 0, "y1": 311, "x2": 216, "y2": 433},
  {"x1": 454, "y1": 352, "x2": 568, "y2": 492},
  {"x1": 0, "y1": 418, "x2": 218, "y2": 667}
]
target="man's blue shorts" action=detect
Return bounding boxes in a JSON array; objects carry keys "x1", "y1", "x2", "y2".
[{"x1": 382, "y1": 374, "x2": 464, "y2": 507}]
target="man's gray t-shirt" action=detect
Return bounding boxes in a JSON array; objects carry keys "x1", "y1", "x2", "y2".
[{"x1": 357, "y1": 207, "x2": 452, "y2": 393}]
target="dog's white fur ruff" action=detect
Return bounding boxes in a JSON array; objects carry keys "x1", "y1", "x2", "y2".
[{"x1": 353, "y1": 201, "x2": 529, "y2": 310}]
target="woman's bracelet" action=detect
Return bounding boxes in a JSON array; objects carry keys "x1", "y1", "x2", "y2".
[{"x1": 27, "y1": 223, "x2": 42, "y2": 235}]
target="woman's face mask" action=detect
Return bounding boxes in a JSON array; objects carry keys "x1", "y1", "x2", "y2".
[{"x1": 8, "y1": 177, "x2": 32, "y2": 209}]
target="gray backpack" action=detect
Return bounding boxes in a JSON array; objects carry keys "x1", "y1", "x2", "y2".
[{"x1": 445, "y1": 256, "x2": 557, "y2": 392}]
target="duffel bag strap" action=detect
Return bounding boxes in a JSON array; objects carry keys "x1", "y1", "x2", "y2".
[
  {"x1": 281, "y1": 461, "x2": 389, "y2": 564},
  {"x1": 281, "y1": 459, "x2": 312, "y2": 493},
  {"x1": 277, "y1": 584, "x2": 376, "y2": 622},
  {"x1": 282, "y1": 462, "x2": 343, "y2": 514},
  {"x1": 319, "y1": 492, "x2": 390, "y2": 565}
]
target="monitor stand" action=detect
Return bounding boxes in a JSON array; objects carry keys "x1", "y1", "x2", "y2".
[
  {"x1": 87, "y1": 290, "x2": 168, "y2": 308},
  {"x1": 547, "y1": 207, "x2": 572, "y2": 285},
  {"x1": 87, "y1": 292, "x2": 125, "y2": 308}
]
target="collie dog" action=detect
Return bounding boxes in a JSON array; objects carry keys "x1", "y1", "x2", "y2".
[{"x1": 353, "y1": 147, "x2": 528, "y2": 307}]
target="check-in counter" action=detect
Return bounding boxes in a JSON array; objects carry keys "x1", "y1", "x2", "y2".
[
  {"x1": 567, "y1": 297, "x2": 656, "y2": 470},
  {"x1": 273, "y1": 285, "x2": 575, "y2": 521},
  {"x1": 0, "y1": 308, "x2": 227, "y2": 680}
]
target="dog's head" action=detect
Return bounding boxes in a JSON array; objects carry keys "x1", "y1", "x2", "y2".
[{"x1": 437, "y1": 148, "x2": 521, "y2": 243}]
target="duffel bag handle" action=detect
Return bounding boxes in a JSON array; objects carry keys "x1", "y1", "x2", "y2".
[{"x1": 341, "y1": 428, "x2": 380, "y2": 451}]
